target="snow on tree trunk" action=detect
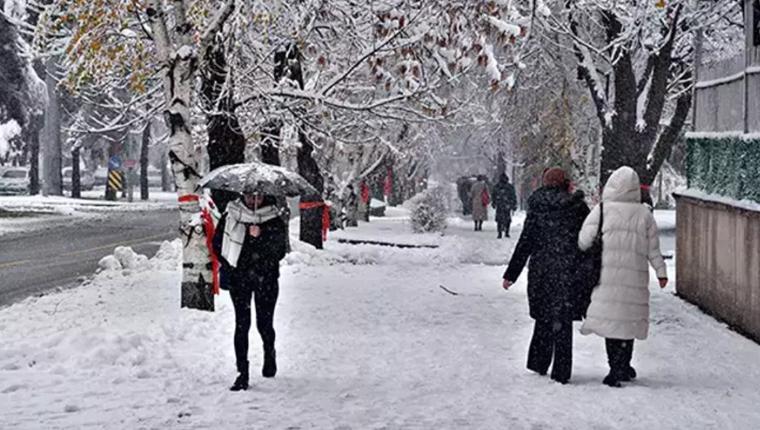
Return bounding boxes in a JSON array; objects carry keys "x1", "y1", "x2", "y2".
[{"x1": 147, "y1": 0, "x2": 213, "y2": 311}]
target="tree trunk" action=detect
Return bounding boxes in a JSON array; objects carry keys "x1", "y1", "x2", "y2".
[
  {"x1": 140, "y1": 122, "x2": 150, "y2": 200},
  {"x1": 160, "y1": 149, "x2": 171, "y2": 191},
  {"x1": 574, "y1": 8, "x2": 688, "y2": 188},
  {"x1": 147, "y1": 0, "x2": 213, "y2": 311},
  {"x1": 71, "y1": 146, "x2": 81, "y2": 198},
  {"x1": 42, "y1": 57, "x2": 62, "y2": 196},
  {"x1": 201, "y1": 39, "x2": 245, "y2": 212},
  {"x1": 277, "y1": 43, "x2": 325, "y2": 249},
  {"x1": 28, "y1": 114, "x2": 41, "y2": 195},
  {"x1": 297, "y1": 131, "x2": 325, "y2": 249}
]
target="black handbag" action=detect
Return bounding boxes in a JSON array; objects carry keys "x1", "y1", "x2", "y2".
[{"x1": 578, "y1": 202, "x2": 603, "y2": 318}]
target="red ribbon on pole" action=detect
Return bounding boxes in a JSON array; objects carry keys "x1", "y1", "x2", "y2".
[
  {"x1": 201, "y1": 208, "x2": 220, "y2": 295},
  {"x1": 383, "y1": 167, "x2": 393, "y2": 197},
  {"x1": 360, "y1": 181, "x2": 370, "y2": 204},
  {"x1": 299, "y1": 201, "x2": 331, "y2": 241}
]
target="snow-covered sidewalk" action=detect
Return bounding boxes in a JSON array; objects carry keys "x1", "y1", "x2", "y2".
[{"x1": 1, "y1": 210, "x2": 759, "y2": 429}]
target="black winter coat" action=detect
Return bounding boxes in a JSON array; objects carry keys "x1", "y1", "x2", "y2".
[
  {"x1": 212, "y1": 206, "x2": 288, "y2": 286},
  {"x1": 492, "y1": 177, "x2": 517, "y2": 223},
  {"x1": 503, "y1": 186, "x2": 590, "y2": 321}
]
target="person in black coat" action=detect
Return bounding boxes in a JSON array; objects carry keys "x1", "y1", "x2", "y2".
[
  {"x1": 501, "y1": 167, "x2": 590, "y2": 384},
  {"x1": 491, "y1": 173, "x2": 517, "y2": 238},
  {"x1": 212, "y1": 193, "x2": 288, "y2": 391}
]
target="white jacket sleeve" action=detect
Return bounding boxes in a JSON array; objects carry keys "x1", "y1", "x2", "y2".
[
  {"x1": 646, "y1": 212, "x2": 667, "y2": 279},
  {"x1": 578, "y1": 204, "x2": 600, "y2": 251}
]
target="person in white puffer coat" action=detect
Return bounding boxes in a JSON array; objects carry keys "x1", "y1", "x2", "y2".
[{"x1": 578, "y1": 166, "x2": 668, "y2": 387}]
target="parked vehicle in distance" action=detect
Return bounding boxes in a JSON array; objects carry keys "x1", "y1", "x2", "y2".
[
  {"x1": 0, "y1": 166, "x2": 29, "y2": 195},
  {"x1": 62, "y1": 167, "x2": 95, "y2": 191},
  {"x1": 94, "y1": 166, "x2": 108, "y2": 186}
]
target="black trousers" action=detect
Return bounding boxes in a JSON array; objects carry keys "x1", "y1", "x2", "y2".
[
  {"x1": 527, "y1": 319, "x2": 573, "y2": 382},
  {"x1": 496, "y1": 216, "x2": 511, "y2": 236},
  {"x1": 605, "y1": 338, "x2": 634, "y2": 375},
  {"x1": 228, "y1": 273, "x2": 279, "y2": 373}
]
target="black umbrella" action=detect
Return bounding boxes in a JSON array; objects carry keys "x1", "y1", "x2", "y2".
[{"x1": 198, "y1": 162, "x2": 317, "y2": 197}]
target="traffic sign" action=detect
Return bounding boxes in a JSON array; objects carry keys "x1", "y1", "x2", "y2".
[
  {"x1": 108, "y1": 170, "x2": 123, "y2": 191},
  {"x1": 108, "y1": 155, "x2": 123, "y2": 170},
  {"x1": 124, "y1": 159, "x2": 138, "y2": 169}
]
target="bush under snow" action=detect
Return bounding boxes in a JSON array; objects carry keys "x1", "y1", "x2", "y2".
[{"x1": 408, "y1": 186, "x2": 450, "y2": 233}]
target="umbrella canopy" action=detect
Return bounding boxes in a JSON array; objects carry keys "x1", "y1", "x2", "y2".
[{"x1": 199, "y1": 162, "x2": 318, "y2": 197}]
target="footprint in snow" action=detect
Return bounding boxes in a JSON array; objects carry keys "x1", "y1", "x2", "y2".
[{"x1": 2, "y1": 384, "x2": 26, "y2": 394}]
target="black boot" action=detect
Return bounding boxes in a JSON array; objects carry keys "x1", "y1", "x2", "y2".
[
  {"x1": 262, "y1": 348, "x2": 277, "y2": 378},
  {"x1": 230, "y1": 361, "x2": 249, "y2": 391},
  {"x1": 603, "y1": 373, "x2": 622, "y2": 388},
  {"x1": 620, "y1": 340, "x2": 636, "y2": 381},
  {"x1": 603, "y1": 339, "x2": 625, "y2": 387},
  {"x1": 620, "y1": 366, "x2": 637, "y2": 382}
]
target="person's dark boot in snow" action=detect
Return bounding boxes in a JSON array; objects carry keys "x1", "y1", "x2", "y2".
[
  {"x1": 619, "y1": 341, "x2": 636, "y2": 381},
  {"x1": 620, "y1": 366, "x2": 637, "y2": 382},
  {"x1": 262, "y1": 348, "x2": 277, "y2": 378},
  {"x1": 603, "y1": 339, "x2": 625, "y2": 387},
  {"x1": 230, "y1": 360, "x2": 249, "y2": 391},
  {"x1": 603, "y1": 372, "x2": 622, "y2": 388}
]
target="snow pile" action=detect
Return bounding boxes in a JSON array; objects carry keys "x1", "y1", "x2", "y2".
[{"x1": 407, "y1": 185, "x2": 449, "y2": 233}]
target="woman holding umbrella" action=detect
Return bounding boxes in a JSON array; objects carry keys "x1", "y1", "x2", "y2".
[
  {"x1": 202, "y1": 161, "x2": 317, "y2": 391},
  {"x1": 212, "y1": 192, "x2": 288, "y2": 391}
]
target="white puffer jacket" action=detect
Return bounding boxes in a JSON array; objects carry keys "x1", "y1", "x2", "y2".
[{"x1": 578, "y1": 167, "x2": 667, "y2": 340}]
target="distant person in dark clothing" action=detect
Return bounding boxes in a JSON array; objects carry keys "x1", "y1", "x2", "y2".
[
  {"x1": 213, "y1": 193, "x2": 288, "y2": 391},
  {"x1": 502, "y1": 167, "x2": 590, "y2": 384},
  {"x1": 492, "y1": 173, "x2": 517, "y2": 238}
]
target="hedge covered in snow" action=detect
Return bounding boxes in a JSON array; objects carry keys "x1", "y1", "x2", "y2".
[
  {"x1": 408, "y1": 185, "x2": 450, "y2": 233},
  {"x1": 687, "y1": 135, "x2": 760, "y2": 203}
]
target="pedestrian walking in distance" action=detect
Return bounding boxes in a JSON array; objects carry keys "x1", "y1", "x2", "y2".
[
  {"x1": 502, "y1": 167, "x2": 590, "y2": 384},
  {"x1": 213, "y1": 193, "x2": 288, "y2": 391},
  {"x1": 470, "y1": 175, "x2": 490, "y2": 231},
  {"x1": 578, "y1": 166, "x2": 668, "y2": 388},
  {"x1": 492, "y1": 173, "x2": 517, "y2": 238}
]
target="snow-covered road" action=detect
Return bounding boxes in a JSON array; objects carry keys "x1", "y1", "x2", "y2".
[{"x1": 1, "y1": 209, "x2": 758, "y2": 429}]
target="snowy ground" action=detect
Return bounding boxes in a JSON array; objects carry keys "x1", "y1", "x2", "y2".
[
  {"x1": 1, "y1": 209, "x2": 759, "y2": 429},
  {"x1": 0, "y1": 190, "x2": 177, "y2": 237}
]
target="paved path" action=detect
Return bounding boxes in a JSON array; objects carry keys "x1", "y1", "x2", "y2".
[{"x1": 0, "y1": 209, "x2": 178, "y2": 306}]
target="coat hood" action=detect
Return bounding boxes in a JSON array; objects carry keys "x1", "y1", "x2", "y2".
[
  {"x1": 602, "y1": 166, "x2": 641, "y2": 203},
  {"x1": 528, "y1": 186, "x2": 585, "y2": 215}
]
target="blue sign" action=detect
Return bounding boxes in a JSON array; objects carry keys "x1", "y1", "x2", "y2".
[{"x1": 108, "y1": 155, "x2": 122, "y2": 170}]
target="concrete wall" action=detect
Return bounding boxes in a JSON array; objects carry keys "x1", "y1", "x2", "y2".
[{"x1": 675, "y1": 195, "x2": 760, "y2": 343}]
